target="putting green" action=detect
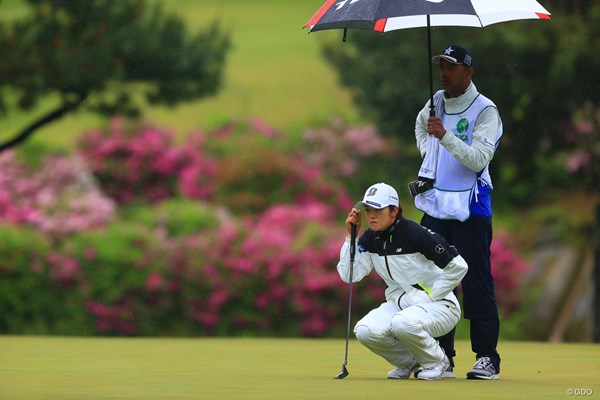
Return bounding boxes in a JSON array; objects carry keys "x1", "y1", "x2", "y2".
[{"x1": 1, "y1": 337, "x2": 598, "y2": 399}]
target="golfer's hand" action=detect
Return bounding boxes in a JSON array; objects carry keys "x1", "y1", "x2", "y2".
[
  {"x1": 427, "y1": 117, "x2": 446, "y2": 139},
  {"x1": 345, "y1": 207, "x2": 361, "y2": 236}
]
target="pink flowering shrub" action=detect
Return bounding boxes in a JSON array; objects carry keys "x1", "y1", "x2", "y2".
[
  {"x1": 0, "y1": 116, "x2": 530, "y2": 337},
  {"x1": 0, "y1": 199, "x2": 382, "y2": 337},
  {"x1": 78, "y1": 118, "x2": 217, "y2": 204},
  {"x1": 491, "y1": 232, "x2": 529, "y2": 316},
  {"x1": 303, "y1": 118, "x2": 385, "y2": 178},
  {"x1": 0, "y1": 151, "x2": 115, "y2": 237},
  {"x1": 564, "y1": 105, "x2": 600, "y2": 196},
  {"x1": 165, "y1": 203, "x2": 384, "y2": 337},
  {"x1": 0, "y1": 224, "x2": 87, "y2": 334},
  {"x1": 78, "y1": 117, "x2": 353, "y2": 214},
  {"x1": 79, "y1": 118, "x2": 352, "y2": 213},
  {"x1": 301, "y1": 118, "x2": 415, "y2": 197}
]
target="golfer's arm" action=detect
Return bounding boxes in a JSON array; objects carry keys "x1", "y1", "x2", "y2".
[
  {"x1": 337, "y1": 238, "x2": 371, "y2": 283},
  {"x1": 440, "y1": 107, "x2": 499, "y2": 172},
  {"x1": 429, "y1": 255, "x2": 468, "y2": 302}
]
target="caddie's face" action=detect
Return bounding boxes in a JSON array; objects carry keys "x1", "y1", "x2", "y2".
[
  {"x1": 364, "y1": 206, "x2": 397, "y2": 231},
  {"x1": 439, "y1": 59, "x2": 473, "y2": 98}
]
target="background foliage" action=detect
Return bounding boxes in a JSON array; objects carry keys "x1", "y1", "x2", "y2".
[
  {"x1": 0, "y1": 0, "x2": 230, "y2": 150},
  {"x1": 0, "y1": 119, "x2": 528, "y2": 337}
]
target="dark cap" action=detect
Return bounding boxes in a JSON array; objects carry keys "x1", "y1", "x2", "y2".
[{"x1": 432, "y1": 44, "x2": 473, "y2": 67}]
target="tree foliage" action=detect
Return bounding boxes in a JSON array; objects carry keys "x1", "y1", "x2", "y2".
[
  {"x1": 320, "y1": 1, "x2": 600, "y2": 203},
  {"x1": 0, "y1": 0, "x2": 230, "y2": 151}
]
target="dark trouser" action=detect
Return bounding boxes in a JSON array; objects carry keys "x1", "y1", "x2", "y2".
[{"x1": 421, "y1": 214, "x2": 501, "y2": 371}]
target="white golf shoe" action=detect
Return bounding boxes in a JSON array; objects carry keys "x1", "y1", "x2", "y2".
[
  {"x1": 387, "y1": 362, "x2": 420, "y2": 379},
  {"x1": 416, "y1": 355, "x2": 450, "y2": 380}
]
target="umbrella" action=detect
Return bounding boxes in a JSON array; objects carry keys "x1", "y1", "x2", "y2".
[{"x1": 304, "y1": 0, "x2": 552, "y2": 116}]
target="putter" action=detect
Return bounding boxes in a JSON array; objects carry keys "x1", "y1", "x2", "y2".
[{"x1": 335, "y1": 202, "x2": 361, "y2": 380}]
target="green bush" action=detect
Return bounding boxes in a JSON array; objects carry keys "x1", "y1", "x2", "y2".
[
  {"x1": 120, "y1": 197, "x2": 218, "y2": 237},
  {"x1": 0, "y1": 224, "x2": 81, "y2": 334}
]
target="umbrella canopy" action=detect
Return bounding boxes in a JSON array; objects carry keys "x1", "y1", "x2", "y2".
[
  {"x1": 304, "y1": 0, "x2": 552, "y2": 115},
  {"x1": 305, "y1": 0, "x2": 552, "y2": 32}
]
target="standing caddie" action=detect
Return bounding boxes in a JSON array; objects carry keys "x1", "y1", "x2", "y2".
[{"x1": 409, "y1": 44, "x2": 503, "y2": 380}]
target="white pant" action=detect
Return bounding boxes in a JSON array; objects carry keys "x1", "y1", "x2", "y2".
[{"x1": 353, "y1": 299, "x2": 460, "y2": 369}]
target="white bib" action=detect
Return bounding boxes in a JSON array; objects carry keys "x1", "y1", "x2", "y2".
[{"x1": 415, "y1": 93, "x2": 501, "y2": 221}]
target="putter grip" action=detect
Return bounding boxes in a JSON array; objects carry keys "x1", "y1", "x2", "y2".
[
  {"x1": 349, "y1": 223, "x2": 357, "y2": 263},
  {"x1": 349, "y1": 201, "x2": 361, "y2": 262}
]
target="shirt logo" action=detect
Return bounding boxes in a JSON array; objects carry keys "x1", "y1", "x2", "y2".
[{"x1": 435, "y1": 245, "x2": 445, "y2": 254}]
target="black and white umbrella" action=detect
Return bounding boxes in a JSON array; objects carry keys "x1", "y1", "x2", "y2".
[{"x1": 304, "y1": 0, "x2": 552, "y2": 115}]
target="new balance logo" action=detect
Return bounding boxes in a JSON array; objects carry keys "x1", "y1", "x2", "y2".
[{"x1": 396, "y1": 248, "x2": 403, "y2": 253}]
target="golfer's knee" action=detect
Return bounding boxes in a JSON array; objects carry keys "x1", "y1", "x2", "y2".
[
  {"x1": 390, "y1": 313, "x2": 417, "y2": 338},
  {"x1": 354, "y1": 324, "x2": 377, "y2": 345}
]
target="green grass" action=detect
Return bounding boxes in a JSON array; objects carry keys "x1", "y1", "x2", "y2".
[
  {"x1": 1, "y1": 0, "x2": 361, "y2": 151},
  {"x1": 1, "y1": 337, "x2": 599, "y2": 400}
]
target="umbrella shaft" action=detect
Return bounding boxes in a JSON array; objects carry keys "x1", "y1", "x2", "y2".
[{"x1": 427, "y1": 15, "x2": 434, "y2": 117}]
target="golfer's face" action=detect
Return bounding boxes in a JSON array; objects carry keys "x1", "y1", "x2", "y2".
[
  {"x1": 438, "y1": 59, "x2": 472, "y2": 98},
  {"x1": 364, "y1": 206, "x2": 395, "y2": 231}
]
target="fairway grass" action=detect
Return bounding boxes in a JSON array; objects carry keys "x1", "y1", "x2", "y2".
[{"x1": 1, "y1": 337, "x2": 598, "y2": 400}]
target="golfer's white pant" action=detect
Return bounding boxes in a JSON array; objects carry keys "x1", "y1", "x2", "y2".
[{"x1": 353, "y1": 299, "x2": 460, "y2": 369}]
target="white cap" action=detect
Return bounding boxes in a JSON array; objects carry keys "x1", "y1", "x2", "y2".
[{"x1": 361, "y1": 183, "x2": 399, "y2": 209}]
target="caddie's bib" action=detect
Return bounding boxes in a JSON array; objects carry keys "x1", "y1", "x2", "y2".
[{"x1": 415, "y1": 93, "x2": 501, "y2": 221}]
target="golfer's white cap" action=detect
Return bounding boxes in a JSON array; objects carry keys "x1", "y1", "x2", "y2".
[{"x1": 361, "y1": 182, "x2": 399, "y2": 209}]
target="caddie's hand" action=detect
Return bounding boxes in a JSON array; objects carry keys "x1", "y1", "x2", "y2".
[
  {"x1": 427, "y1": 117, "x2": 446, "y2": 139},
  {"x1": 345, "y1": 206, "x2": 361, "y2": 236}
]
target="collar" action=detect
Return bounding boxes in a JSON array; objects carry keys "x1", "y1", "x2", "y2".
[
  {"x1": 443, "y1": 82, "x2": 478, "y2": 113},
  {"x1": 375, "y1": 216, "x2": 403, "y2": 240}
]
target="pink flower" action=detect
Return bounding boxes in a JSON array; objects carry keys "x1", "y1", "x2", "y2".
[
  {"x1": 146, "y1": 272, "x2": 164, "y2": 291},
  {"x1": 566, "y1": 152, "x2": 590, "y2": 174}
]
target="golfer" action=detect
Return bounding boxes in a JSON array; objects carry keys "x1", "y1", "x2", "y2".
[{"x1": 337, "y1": 182, "x2": 468, "y2": 380}]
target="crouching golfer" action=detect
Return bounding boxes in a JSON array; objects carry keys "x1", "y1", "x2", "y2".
[{"x1": 337, "y1": 182, "x2": 468, "y2": 380}]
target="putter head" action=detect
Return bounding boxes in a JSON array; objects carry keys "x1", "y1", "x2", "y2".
[{"x1": 334, "y1": 364, "x2": 349, "y2": 379}]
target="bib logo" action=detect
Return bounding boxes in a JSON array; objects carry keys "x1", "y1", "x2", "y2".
[
  {"x1": 456, "y1": 118, "x2": 469, "y2": 133},
  {"x1": 455, "y1": 118, "x2": 469, "y2": 142}
]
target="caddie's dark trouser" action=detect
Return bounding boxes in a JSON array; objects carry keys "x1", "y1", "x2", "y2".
[{"x1": 421, "y1": 214, "x2": 501, "y2": 371}]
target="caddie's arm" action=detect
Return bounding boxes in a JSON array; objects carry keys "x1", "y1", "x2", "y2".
[
  {"x1": 440, "y1": 106, "x2": 500, "y2": 172},
  {"x1": 414, "y1": 101, "x2": 431, "y2": 157}
]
